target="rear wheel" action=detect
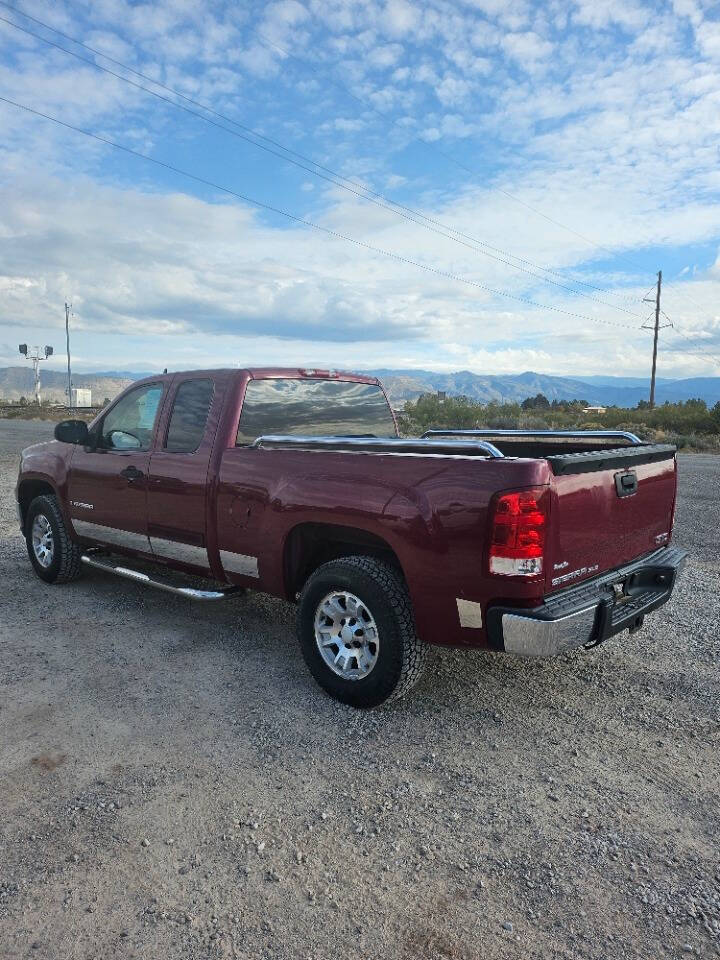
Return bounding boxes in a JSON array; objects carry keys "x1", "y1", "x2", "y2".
[
  {"x1": 25, "y1": 495, "x2": 83, "y2": 584},
  {"x1": 297, "y1": 556, "x2": 426, "y2": 708}
]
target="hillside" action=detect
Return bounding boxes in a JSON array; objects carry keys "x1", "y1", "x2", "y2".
[
  {"x1": 0, "y1": 367, "x2": 136, "y2": 404},
  {"x1": 1, "y1": 366, "x2": 719, "y2": 409},
  {"x1": 370, "y1": 369, "x2": 720, "y2": 408}
]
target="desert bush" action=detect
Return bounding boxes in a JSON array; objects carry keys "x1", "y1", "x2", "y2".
[{"x1": 400, "y1": 393, "x2": 720, "y2": 450}]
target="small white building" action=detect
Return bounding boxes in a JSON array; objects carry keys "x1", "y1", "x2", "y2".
[
  {"x1": 71, "y1": 387, "x2": 92, "y2": 407},
  {"x1": 582, "y1": 405, "x2": 607, "y2": 414}
]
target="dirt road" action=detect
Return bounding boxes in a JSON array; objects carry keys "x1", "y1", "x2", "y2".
[{"x1": 1, "y1": 420, "x2": 718, "y2": 960}]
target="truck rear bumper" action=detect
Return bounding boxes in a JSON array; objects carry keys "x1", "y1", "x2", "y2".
[{"x1": 486, "y1": 546, "x2": 687, "y2": 657}]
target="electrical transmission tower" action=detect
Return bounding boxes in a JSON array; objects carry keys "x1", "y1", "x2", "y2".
[{"x1": 19, "y1": 344, "x2": 53, "y2": 405}]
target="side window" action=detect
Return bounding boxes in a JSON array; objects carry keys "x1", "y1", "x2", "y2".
[
  {"x1": 164, "y1": 379, "x2": 214, "y2": 453},
  {"x1": 100, "y1": 383, "x2": 164, "y2": 452}
]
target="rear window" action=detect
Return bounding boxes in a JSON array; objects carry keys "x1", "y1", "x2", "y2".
[{"x1": 236, "y1": 378, "x2": 397, "y2": 445}]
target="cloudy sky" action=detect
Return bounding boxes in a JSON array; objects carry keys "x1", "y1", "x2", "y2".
[{"x1": 1, "y1": 0, "x2": 720, "y2": 380}]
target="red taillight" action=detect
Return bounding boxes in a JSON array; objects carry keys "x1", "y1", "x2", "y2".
[{"x1": 488, "y1": 487, "x2": 549, "y2": 578}]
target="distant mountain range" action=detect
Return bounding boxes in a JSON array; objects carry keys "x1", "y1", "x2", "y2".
[
  {"x1": 0, "y1": 365, "x2": 718, "y2": 409},
  {"x1": 0, "y1": 367, "x2": 136, "y2": 404},
  {"x1": 369, "y1": 369, "x2": 720, "y2": 408}
]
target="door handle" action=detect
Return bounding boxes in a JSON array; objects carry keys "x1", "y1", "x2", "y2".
[{"x1": 120, "y1": 465, "x2": 144, "y2": 482}]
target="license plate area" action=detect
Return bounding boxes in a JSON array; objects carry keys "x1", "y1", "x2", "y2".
[{"x1": 592, "y1": 564, "x2": 678, "y2": 644}]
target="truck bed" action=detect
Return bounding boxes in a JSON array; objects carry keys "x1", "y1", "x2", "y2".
[{"x1": 217, "y1": 429, "x2": 679, "y2": 648}]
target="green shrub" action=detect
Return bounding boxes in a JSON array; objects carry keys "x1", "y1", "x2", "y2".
[{"x1": 400, "y1": 393, "x2": 720, "y2": 449}]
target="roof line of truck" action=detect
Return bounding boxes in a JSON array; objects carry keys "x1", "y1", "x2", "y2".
[{"x1": 128, "y1": 367, "x2": 380, "y2": 385}]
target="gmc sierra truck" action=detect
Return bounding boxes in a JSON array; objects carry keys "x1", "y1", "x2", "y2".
[{"x1": 16, "y1": 367, "x2": 686, "y2": 707}]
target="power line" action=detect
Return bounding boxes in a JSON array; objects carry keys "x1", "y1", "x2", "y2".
[
  {"x1": 253, "y1": 26, "x2": 655, "y2": 285},
  {"x1": 660, "y1": 315, "x2": 720, "y2": 369},
  {"x1": 21, "y1": 0, "x2": 720, "y2": 351},
  {"x1": 6, "y1": 2, "x2": 717, "y2": 366},
  {"x1": 640, "y1": 283, "x2": 658, "y2": 302},
  {"x1": 0, "y1": 93, "x2": 651, "y2": 337},
  {"x1": 662, "y1": 280, "x2": 714, "y2": 315},
  {"x1": 0, "y1": 3, "x2": 648, "y2": 319},
  {"x1": 659, "y1": 283, "x2": 720, "y2": 359},
  {"x1": 256, "y1": 22, "x2": 720, "y2": 337},
  {"x1": 5, "y1": 7, "x2": 715, "y2": 380},
  {"x1": 255, "y1": 24, "x2": 720, "y2": 356},
  {"x1": 640, "y1": 273, "x2": 719, "y2": 397},
  {"x1": 660, "y1": 309, "x2": 720, "y2": 365}
]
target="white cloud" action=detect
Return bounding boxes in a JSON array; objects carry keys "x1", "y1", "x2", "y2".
[
  {"x1": 696, "y1": 21, "x2": 720, "y2": 59},
  {"x1": 1, "y1": 0, "x2": 720, "y2": 380},
  {"x1": 571, "y1": 0, "x2": 648, "y2": 32},
  {"x1": 366, "y1": 42, "x2": 405, "y2": 69},
  {"x1": 2, "y1": 162, "x2": 718, "y2": 380},
  {"x1": 385, "y1": 172, "x2": 408, "y2": 188},
  {"x1": 439, "y1": 113, "x2": 476, "y2": 137},
  {"x1": 501, "y1": 30, "x2": 553, "y2": 63},
  {"x1": 235, "y1": 42, "x2": 282, "y2": 78},
  {"x1": 381, "y1": 0, "x2": 420, "y2": 37},
  {"x1": 435, "y1": 73, "x2": 471, "y2": 105}
]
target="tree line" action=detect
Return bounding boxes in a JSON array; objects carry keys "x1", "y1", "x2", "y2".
[{"x1": 398, "y1": 392, "x2": 720, "y2": 451}]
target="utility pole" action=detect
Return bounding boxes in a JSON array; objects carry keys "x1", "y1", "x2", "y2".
[
  {"x1": 65, "y1": 302, "x2": 73, "y2": 409},
  {"x1": 650, "y1": 270, "x2": 662, "y2": 409},
  {"x1": 643, "y1": 271, "x2": 671, "y2": 409}
]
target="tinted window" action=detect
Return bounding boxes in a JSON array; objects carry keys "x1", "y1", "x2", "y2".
[
  {"x1": 101, "y1": 383, "x2": 163, "y2": 451},
  {"x1": 164, "y1": 379, "x2": 214, "y2": 453},
  {"x1": 236, "y1": 378, "x2": 397, "y2": 445}
]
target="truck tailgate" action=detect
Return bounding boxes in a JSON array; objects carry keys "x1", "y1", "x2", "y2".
[{"x1": 545, "y1": 444, "x2": 677, "y2": 592}]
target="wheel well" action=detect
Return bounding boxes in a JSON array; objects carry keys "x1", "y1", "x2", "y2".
[
  {"x1": 284, "y1": 523, "x2": 402, "y2": 597},
  {"x1": 17, "y1": 479, "x2": 56, "y2": 527}
]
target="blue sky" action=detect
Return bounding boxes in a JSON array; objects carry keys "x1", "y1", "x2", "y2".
[{"x1": 1, "y1": 0, "x2": 720, "y2": 379}]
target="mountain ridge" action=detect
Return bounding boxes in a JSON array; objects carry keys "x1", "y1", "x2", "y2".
[
  {"x1": 0, "y1": 366, "x2": 718, "y2": 408},
  {"x1": 368, "y1": 369, "x2": 720, "y2": 408}
]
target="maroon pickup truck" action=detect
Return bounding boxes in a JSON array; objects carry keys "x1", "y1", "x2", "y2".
[{"x1": 16, "y1": 367, "x2": 686, "y2": 707}]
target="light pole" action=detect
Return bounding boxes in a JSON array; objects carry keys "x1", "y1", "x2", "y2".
[
  {"x1": 65, "y1": 302, "x2": 73, "y2": 410},
  {"x1": 19, "y1": 344, "x2": 53, "y2": 405}
]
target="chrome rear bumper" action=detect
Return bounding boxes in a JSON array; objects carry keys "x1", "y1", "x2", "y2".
[
  {"x1": 487, "y1": 546, "x2": 687, "y2": 658},
  {"x1": 502, "y1": 606, "x2": 599, "y2": 657}
]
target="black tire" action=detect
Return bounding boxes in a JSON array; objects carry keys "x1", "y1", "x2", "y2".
[
  {"x1": 297, "y1": 556, "x2": 426, "y2": 708},
  {"x1": 25, "y1": 494, "x2": 83, "y2": 584}
]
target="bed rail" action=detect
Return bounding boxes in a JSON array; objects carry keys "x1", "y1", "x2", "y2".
[
  {"x1": 421, "y1": 429, "x2": 643, "y2": 445},
  {"x1": 251, "y1": 435, "x2": 505, "y2": 458}
]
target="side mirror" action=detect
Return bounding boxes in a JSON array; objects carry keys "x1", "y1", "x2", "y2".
[{"x1": 54, "y1": 419, "x2": 89, "y2": 445}]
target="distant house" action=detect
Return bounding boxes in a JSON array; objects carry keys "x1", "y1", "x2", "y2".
[{"x1": 582, "y1": 405, "x2": 606, "y2": 414}]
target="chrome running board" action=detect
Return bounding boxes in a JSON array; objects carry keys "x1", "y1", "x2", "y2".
[{"x1": 80, "y1": 554, "x2": 240, "y2": 601}]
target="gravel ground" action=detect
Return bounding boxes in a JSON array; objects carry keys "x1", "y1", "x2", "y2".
[{"x1": 1, "y1": 419, "x2": 718, "y2": 960}]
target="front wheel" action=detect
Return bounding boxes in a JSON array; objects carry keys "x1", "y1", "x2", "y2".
[
  {"x1": 25, "y1": 494, "x2": 83, "y2": 584},
  {"x1": 297, "y1": 556, "x2": 426, "y2": 708}
]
